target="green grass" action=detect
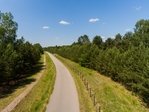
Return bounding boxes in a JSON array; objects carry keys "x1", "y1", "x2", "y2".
[
  {"x1": 56, "y1": 55, "x2": 96, "y2": 112},
  {"x1": 0, "y1": 55, "x2": 45, "y2": 111},
  {"x1": 56, "y1": 55, "x2": 149, "y2": 112},
  {"x1": 0, "y1": 85, "x2": 27, "y2": 111},
  {"x1": 12, "y1": 53, "x2": 56, "y2": 112}
]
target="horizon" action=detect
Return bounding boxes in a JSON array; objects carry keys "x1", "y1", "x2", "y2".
[{"x1": 0, "y1": 0, "x2": 149, "y2": 47}]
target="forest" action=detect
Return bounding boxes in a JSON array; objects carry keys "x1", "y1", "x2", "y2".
[
  {"x1": 45, "y1": 19, "x2": 149, "y2": 106},
  {"x1": 0, "y1": 12, "x2": 43, "y2": 85}
]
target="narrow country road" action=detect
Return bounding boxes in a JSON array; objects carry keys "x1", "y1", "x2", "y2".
[{"x1": 46, "y1": 53, "x2": 80, "y2": 112}]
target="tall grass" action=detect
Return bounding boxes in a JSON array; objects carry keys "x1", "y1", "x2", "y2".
[
  {"x1": 13, "y1": 53, "x2": 56, "y2": 112},
  {"x1": 56, "y1": 55, "x2": 148, "y2": 112}
]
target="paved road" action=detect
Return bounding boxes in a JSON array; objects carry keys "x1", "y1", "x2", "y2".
[{"x1": 46, "y1": 53, "x2": 80, "y2": 112}]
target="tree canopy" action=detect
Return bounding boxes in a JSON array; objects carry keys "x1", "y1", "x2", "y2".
[
  {"x1": 0, "y1": 12, "x2": 43, "y2": 84},
  {"x1": 45, "y1": 19, "x2": 149, "y2": 106},
  {"x1": 77, "y1": 35, "x2": 91, "y2": 45}
]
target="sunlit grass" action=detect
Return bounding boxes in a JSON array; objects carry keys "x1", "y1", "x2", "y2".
[
  {"x1": 0, "y1": 55, "x2": 45, "y2": 111},
  {"x1": 12, "y1": 53, "x2": 56, "y2": 112},
  {"x1": 56, "y1": 55, "x2": 148, "y2": 112},
  {"x1": 56, "y1": 55, "x2": 96, "y2": 112}
]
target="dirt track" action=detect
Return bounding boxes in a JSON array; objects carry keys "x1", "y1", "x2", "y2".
[{"x1": 1, "y1": 55, "x2": 46, "y2": 112}]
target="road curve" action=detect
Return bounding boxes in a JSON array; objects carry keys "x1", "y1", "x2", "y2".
[{"x1": 46, "y1": 52, "x2": 80, "y2": 112}]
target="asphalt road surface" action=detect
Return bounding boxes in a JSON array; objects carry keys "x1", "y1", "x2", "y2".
[{"x1": 46, "y1": 53, "x2": 80, "y2": 112}]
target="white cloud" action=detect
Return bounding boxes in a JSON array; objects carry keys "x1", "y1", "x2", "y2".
[
  {"x1": 125, "y1": 28, "x2": 132, "y2": 32},
  {"x1": 89, "y1": 18, "x2": 99, "y2": 23},
  {"x1": 101, "y1": 36, "x2": 106, "y2": 40},
  {"x1": 42, "y1": 26, "x2": 49, "y2": 29},
  {"x1": 135, "y1": 6, "x2": 142, "y2": 11},
  {"x1": 101, "y1": 36, "x2": 110, "y2": 42},
  {"x1": 111, "y1": 36, "x2": 115, "y2": 39},
  {"x1": 59, "y1": 20, "x2": 70, "y2": 25}
]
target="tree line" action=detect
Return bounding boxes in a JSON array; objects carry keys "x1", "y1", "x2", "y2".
[
  {"x1": 0, "y1": 12, "x2": 43, "y2": 85},
  {"x1": 45, "y1": 19, "x2": 149, "y2": 106}
]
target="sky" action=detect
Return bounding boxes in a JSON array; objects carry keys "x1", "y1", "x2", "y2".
[{"x1": 0, "y1": 0, "x2": 149, "y2": 47}]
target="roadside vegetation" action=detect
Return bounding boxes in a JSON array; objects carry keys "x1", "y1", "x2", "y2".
[
  {"x1": 12, "y1": 53, "x2": 56, "y2": 112},
  {"x1": 56, "y1": 56, "x2": 95, "y2": 112},
  {"x1": 45, "y1": 19, "x2": 149, "y2": 107},
  {"x1": 0, "y1": 11, "x2": 43, "y2": 86},
  {"x1": 0, "y1": 54, "x2": 44, "y2": 111},
  {"x1": 56, "y1": 55, "x2": 148, "y2": 112},
  {"x1": 0, "y1": 11, "x2": 45, "y2": 111}
]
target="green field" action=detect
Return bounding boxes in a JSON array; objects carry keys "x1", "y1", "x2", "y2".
[
  {"x1": 56, "y1": 55, "x2": 149, "y2": 112},
  {"x1": 12, "y1": 53, "x2": 56, "y2": 112}
]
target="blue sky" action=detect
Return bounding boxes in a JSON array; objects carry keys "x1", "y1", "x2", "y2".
[{"x1": 0, "y1": 0, "x2": 149, "y2": 46}]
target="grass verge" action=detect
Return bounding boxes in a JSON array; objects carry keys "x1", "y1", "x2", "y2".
[
  {"x1": 56, "y1": 55, "x2": 95, "y2": 112},
  {"x1": 12, "y1": 53, "x2": 56, "y2": 112},
  {"x1": 56, "y1": 55, "x2": 149, "y2": 112},
  {"x1": 0, "y1": 55, "x2": 45, "y2": 111}
]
